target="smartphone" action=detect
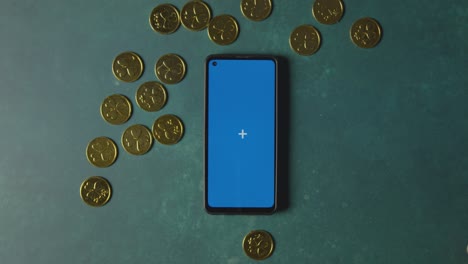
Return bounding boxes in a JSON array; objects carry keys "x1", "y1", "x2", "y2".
[{"x1": 205, "y1": 55, "x2": 277, "y2": 214}]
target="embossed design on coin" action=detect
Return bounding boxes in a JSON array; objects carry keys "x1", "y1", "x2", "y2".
[
  {"x1": 181, "y1": 1, "x2": 211, "y2": 31},
  {"x1": 136, "y1": 81, "x2": 167, "y2": 112},
  {"x1": 208, "y1": 15, "x2": 239, "y2": 45},
  {"x1": 155, "y1": 54, "x2": 186, "y2": 84},
  {"x1": 121, "y1": 124, "x2": 153, "y2": 155},
  {"x1": 152, "y1": 114, "x2": 184, "y2": 145},
  {"x1": 112, "y1": 52, "x2": 144, "y2": 82},
  {"x1": 243, "y1": 230, "x2": 275, "y2": 260},
  {"x1": 149, "y1": 4, "x2": 181, "y2": 34},
  {"x1": 312, "y1": 0, "x2": 344, "y2": 25},
  {"x1": 100, "y1": 94, "x2": 132, "y2": 125},
  {"x1": 290, "y1": 25, "x2": 321, "y2": 56},
  {"x1": 80, "y1": 176, "x2": 112, "y2": 207},
  {"x1": 350, "y1": 17, "x2": 382, "y2": 48},
  {"x1": 241, "y1": 0, "x2": 272, "y2": 21},
  {"x1": 86, "y1": 137, "x2": 118, "y2": 168}
]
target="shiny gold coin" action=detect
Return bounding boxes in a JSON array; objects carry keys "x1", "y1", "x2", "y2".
[
  {"x1": 100, "y1": 94, "x2": 132, "y2": 125},
  {"x1": 112, "y1": 51, "x2": 144, "y2": 82},
  {"x1": 136, "y1": 81, "x2": 167, "y2": 112},
  {"x1": 155, "y1": 54, "x2": 186, "y2": 85},
  {"x1": 149, "y1": 4, "x2": 181, "y2": 34},
  {"x1": 350, "y1": 17, "x2": 382, "y2": 48},
  {"x1": 289, "y1": 25, "x2": 321, "y2": 56},
  {"x1": 241, "y1": 0, "x2": 272, "y2": 21},
  {"x1": 86, "y1": 137, "x2": 118, "y2": 168},
  {"x1": 312, "y1": 0, "x2": 344, "y2": 25},
  {"x1": 152, "y1": 114, "x2": 184, "y2": 145},
  {"x1": 80, "y1": 176, "x2": 112, "y2": 207},
  {"x1": 181, "y1": 1, "x2": 212, "y2": 31},
  {"x1": 121, "y1": 124, "x2": 153, "y2": 155},
  {"x1": 242, "y1": 230, "x2": 275, "y2": 260},
  {"x1": 208, "y1": 15, "x2": 239, "y2": 45}
]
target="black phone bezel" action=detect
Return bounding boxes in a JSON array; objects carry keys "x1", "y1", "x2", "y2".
[{"x1": 204, "y1": 54, "x2": 278, "y2": 214}]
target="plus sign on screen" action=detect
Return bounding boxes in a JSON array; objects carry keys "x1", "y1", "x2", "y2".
[
  {"x1": 206, "y1": 58, "x2": 276, "y2": 209},
  {"x1": 238, "y1": 129, "x2": 247, "y2": 139}
]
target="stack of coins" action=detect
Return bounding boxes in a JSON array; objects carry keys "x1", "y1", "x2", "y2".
[{"x1": 290, "y1": 0, "x2": 382, "y2": 56}]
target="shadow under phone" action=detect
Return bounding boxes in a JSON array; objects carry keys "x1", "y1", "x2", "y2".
[{"x1": 276, "y1": 56, "x2": 291, "y2": 211}]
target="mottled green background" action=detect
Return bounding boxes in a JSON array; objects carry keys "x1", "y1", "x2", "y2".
[{"x1": 0, "y1": 0, "x2": 467, "y2": 263}]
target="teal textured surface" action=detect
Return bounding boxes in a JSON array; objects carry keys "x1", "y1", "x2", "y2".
[{"x1": 0, "y1": 0, "x2": 467, "y2": 263}]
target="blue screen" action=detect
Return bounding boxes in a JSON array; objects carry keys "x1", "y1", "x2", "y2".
[{"x1": 207, "y1": 58, "x2": 276, "y2": 208}]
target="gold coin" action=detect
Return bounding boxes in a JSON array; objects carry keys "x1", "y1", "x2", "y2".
[
  {"x1": 149, "y1": 4, "x2": 181, "y2": 34},
  {"x1": 289, "y1": 25, "x2": 321, "y2": 56},
  {"x1": 86, "y1": 137, "x2": 118, "y2": 168},
  {"x1": 312, "y1": 0, "x2": 344, "y2": 25},
  {"x1": 80, "y1": 176, "x2": 112, "y2": 207},
  {"x1": 208, "y1": 15, "x2": 239, "y2": 45},
  {"x1": 241, "y1": 0, "x2": 272, "y2": 21},
  {"x1": 136, "y1": 81, "x2": 167, "y2": 112},
  {"x1": 350, "y1": 17, "x2": 382, "y2": 48},
  {"x1": 152, "y1": 114, "x2": 184, "y2": 145},
  {"x1": 181, "y1": 1, "x2": 212, "y2": 31},
  {"x1": 100, "y1": 94, "x2": 132, "y2": 125},
  {"x1": 155, "y1": 54, "x2": 186, "y2": 85},
  {"x1": 242, "y1": 230, "x2": 275, "y2": 260},
  {"x1": 121, "y1": 124, "x2": 153, "y2": 155},
  {"x1": 112, "y1": 51, "x2": 144, "y2": 82}
]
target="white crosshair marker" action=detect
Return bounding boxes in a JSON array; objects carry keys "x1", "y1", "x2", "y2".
[{"x1": 238, "y1": 129, "x2": 248, "y2": 139}]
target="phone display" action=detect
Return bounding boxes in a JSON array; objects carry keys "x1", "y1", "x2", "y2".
[{"x1": 205, "y1": 55, "x2": 277, "y2": 214}]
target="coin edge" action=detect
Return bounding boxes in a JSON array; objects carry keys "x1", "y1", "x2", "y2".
[
  {"x1": 100, "y1": 94, "x2": 133, "y2": 125},
  {"x1": 350, "y1": 17, "x2": 382, "y2": 48},
  {"x1": 149, "y1": 4, "x2": 181, "y2": 34},
  {"x1": 181, "y1": 1, "x2": 212, "y2": 31},
  {"x1": 154, "y1": 54, "x2": 187, "y2": 84},
  {"x1": 79, "y1": 176, "x2": 112, "y2": 207},
  {"x1": 111, "y1": 51, "x2": 144, "y2": 82},
  {"x1": 121, "y1": 124, "x2": 154, "y2": 155},
  {"x1": 242, "y1": 230, "x2": 275, "y2": 260},
  {"x1": 289, "y1": 25, "x2": 321, "y2": 56},
  {"x1": 240, "y1": 0, "x2": 273, "y2": 22},
  {"x1": 152, "y1": 114, "x2": 185, "y2": 145},
  {"x1": 207, "y1": 14, "x2": 240, "y2": 46},
  {"x1": 135, "y1": 81, "x2": 168, "y2": 112},
  {"x1": 312, "y1": 0, "x2": 344, "y2": 25},
  {"x1": 86, "y1": 136, "x2": 118, "y2": 168}
]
